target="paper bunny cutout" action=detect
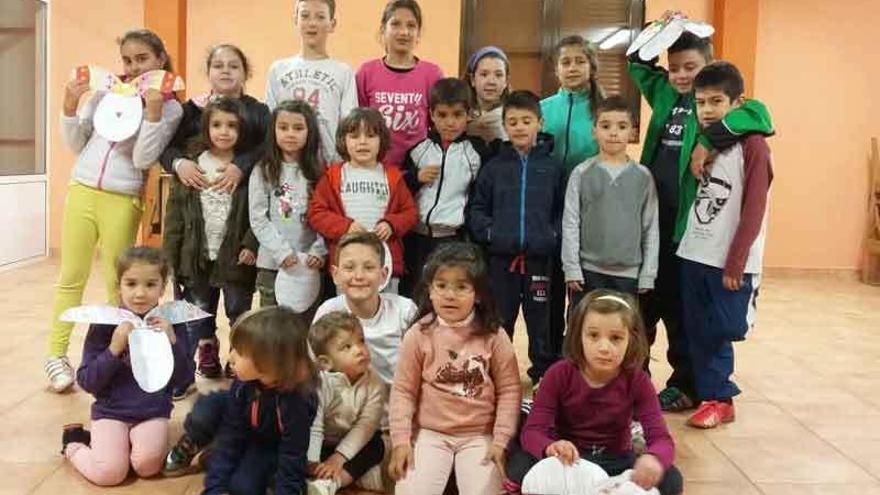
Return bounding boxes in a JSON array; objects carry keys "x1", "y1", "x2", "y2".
[
  {"x1": 72, "y1": 65, "x2": 185, "y2": 142},
  {"x1": 61, "y1": 301, "x2": 210, "y2": 392},
  {"x1": 627, "y1": 12, "x2": 714, "y2": 62}
]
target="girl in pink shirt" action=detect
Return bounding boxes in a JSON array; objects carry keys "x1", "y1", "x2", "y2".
[
  {"x1": 506, "y1": 290, "x2": 683, "y2": 495},
  {"x1": 355, "y1": 0, "x2": 443, "y2": 168},
  {"x1": 389, "y1": 243, "x2": 521, "y2": 495}
]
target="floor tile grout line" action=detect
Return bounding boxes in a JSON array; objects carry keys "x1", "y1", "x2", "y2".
[{"x1": 699, "y1": 428, "x2": 768, "y2": 495}]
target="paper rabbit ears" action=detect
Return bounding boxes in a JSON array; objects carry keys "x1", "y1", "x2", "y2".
[
  {"x1": 72, "y1": 65, "x2": 185, "y2": 97},
  {"x1": 60, "y1": 300, "x2": 210, "y2": 327},
  {"x1": 627, "y1": 12, "x2": 714, "y2": 61}
]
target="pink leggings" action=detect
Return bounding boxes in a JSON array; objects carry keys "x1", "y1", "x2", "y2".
[
  {"x1": 394, "y1": 429, "x2": 503, "y2": 495},
  {"x1": 65, "y1": 418, "x2": 169, "y2": 486}
]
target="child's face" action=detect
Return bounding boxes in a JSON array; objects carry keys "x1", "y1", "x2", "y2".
[
  {"x1": 581, "y1": 311, "x2": 629, "y2": 379},
  {"x1": 294, "y1": 0, "x2": 336, "y2": 50},
  {"x1": 120, "y1": 40, "x2": 166, "y2": 79},
  {"x1": 382, "y1": 8, "x2": 420, "y2": 56},
  {"x1": 318, "y1": 328, "x2": 371, "y2": 381},
  {"x1": 332, "y1": 244, "x2": 387, "y2": 305},
  {"x1": 345, "y1": 125, "x2": 381, "y2": 166},
  {"x1": 118, "y1": 262, "x2": 165, "y2": 315},
  {"x1": 208, "y1": 47, "x2": 246, "y2": 97},
  {"x1": 473, "y1": 57, "x2": 508, "y2": 107},
  {"x1": 503, "y1": 108, "x2": 543, "y2": 154},
  {"x1": 275, "y1": 110, "x2": 309, "y2": 158},
  {"x1": 555, "y1": 45, "x2": 590, "y2": 91},
  {"x1": 695, "y1": 87, "x2": 742, "y2": 128},
  {"x1": 593, "y1": 110, "x2": 632, "y2": 156},
  {"x1": 667, "y1": 49, "x2": 708, "y2": 94},
  {"x1": 208, "y1": 110, "x2": 240, "y2": 153},
  {"x1": 431, "y1": 103, "x2": 468, "y2": 143},
  {"x1": 429, "y1": 265, "x2": 476, "y2": 324}
]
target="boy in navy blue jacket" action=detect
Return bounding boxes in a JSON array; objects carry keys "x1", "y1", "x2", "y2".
[{"x1": 468, "y1": 90, "x2": 565, "y2": 384}]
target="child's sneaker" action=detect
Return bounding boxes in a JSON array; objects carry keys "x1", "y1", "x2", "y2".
[
  {"x1": 307, "y1": 478, "x2": 338, "y2": 495},
  {"x1": 45, "y1": 356, "x2": 75, "y2": 393},
  {"x1": 630, "y1": 420, "x2": 647, "y2": 454},
  {"x1": 163, "y1": 434, "x2": 201, "y2": 477},
  {"x1": 687, "y1": 400, "x2": 735, "y2": 429},
  {"x1": 658, "y1": 386, "x2": 696, "y2": 412},
  {"x1": 61, "y1": 423, "x2": 90, "y2": 455},
  {"x1": 197, "y1": 339, "x2": 222, "y2": 379},
  {"x1": 356, "y1": 465, "x2": 386, "y2": 492},
  {"x1": 172, "y1": 382, "x2": 197, "y2": 401}
]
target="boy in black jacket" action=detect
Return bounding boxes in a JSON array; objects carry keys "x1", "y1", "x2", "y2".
[{"x1": 468, "y1": 90, "x2": 565, "y2": 384}]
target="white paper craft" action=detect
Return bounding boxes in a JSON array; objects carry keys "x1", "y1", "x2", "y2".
[
  {"x1": 521, "y1": 457, "x2": 610, "y2": 494},
  {"x1": 60, "y1": 301, "x2": 210, "y2": 393},
  {"x1": 275, "y1": 253, "x2": 322, "y2": 313},
  {"x1": 127, "y1": 328, "x2": 175, "y2": 393},
  {"x1": 380, "y1": 242, "x2": 393, "y2": 291},
  {"x1": 595, "y1": 470, "x2": 661, "y2": 495},
  {"x1": 627, "y1": 12, "x2": 714, "y2": 61},
  {"x1": 71, "y1": 65, "x2": 185, "y2": 142}
]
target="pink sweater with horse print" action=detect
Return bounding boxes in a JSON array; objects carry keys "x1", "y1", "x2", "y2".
[{"x1": 389, "y1": 313, "x2": 522, "y2": 449}]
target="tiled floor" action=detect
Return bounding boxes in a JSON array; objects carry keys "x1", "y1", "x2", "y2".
[{"x1": 2, "y1": 258, "x2": 879, "y2": 494}]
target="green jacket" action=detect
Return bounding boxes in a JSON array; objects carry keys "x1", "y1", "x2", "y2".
[
  {"x1": 628, "y1": 60, "x2": 774, "y2": 241},
  {"x1": 541, "y1": 88, "x2": 599, "y2": 175},
  {"x1": 163, "y1": 178, "x2": 258, "y2": 287}
]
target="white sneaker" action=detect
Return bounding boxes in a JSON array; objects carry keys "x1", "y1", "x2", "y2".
[
  {"x1": 356, "y1": 465, "x2": 387, "y2": 493},
  {"x1": 45, "y1": 356, "x2": 75, "y2": 393},
  {"x1": 306, "y1": 478, "x2": 338, "y2": 495}
]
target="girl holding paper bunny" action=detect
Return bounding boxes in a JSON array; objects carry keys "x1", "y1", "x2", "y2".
[
  {"x1": 248, "y1": 100, "x2": 326, "y2": 314},
  {"x1": 46, "y1": 29, "x2": 183, "y2": 394},
  {"x1": 62, "y1": 247, "x2": 191, "y2": 487}
]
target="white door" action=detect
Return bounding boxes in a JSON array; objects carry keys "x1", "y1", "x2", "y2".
[{"x1": 0, "y1": 0, "x2": 47, "y2": 267}]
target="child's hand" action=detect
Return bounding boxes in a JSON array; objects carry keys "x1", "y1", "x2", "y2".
[
  {"x1": 212, "y1": 162, "x2": 243, "y2": 193},
  {"x1": 306, "y1": 255, "x2": 324, "y2": 269},
  {"x1": 109, "y1": 321, "x2": 135, "y2": 356},
  {"x1": 143, "y1": 88, "x2": 164, "y2": 122},
  {"x1": 389, "y1": 444, "x2": 414, "y2": 481},
  {"x1": 176, "y1": 159, "x2": 210, "y2": 190},
  {"x1": 690, "y1": 143, "x2": 712, "y2": 179},
  {"x1": 347, "y1": 222, "x2": 367, "y2": 234},
  {"x1": 145, "y1": 316, "x2": 176, "y2": 345},
  {"x1": 314, "y1": 452, "x2": 346, "y2": 480},
  {"x1": 63, "y1": 80, "x2": 91, "y2": 116},
  {"x1": 238, "y1": 248, "x2": 256, "y2": 266},
  {"x1": 373, "y1": 221, "x2": 393, "y2": 241},
  {"x1": 483, "y1": 444, "x2": 506, "y2": 476},
  {"x1": 418, "y1": 164, "x2": 441, "y2": 184},
  {"x1": 567, "y1": 281, "x2": 583, "y2": 293},
  {"x1": 545, "y1": 440, "x2": 579, "y2": 466},
  {"x1": 723, "y1": 274, "x2": 743, "y2": 291},
  {"x1": 281, "y1": 254, "x2": 298, "y2": 269},
  {"x1": 632, "y1": 454, "x2": 664, "y2": 489},
  {"x1": 307, "y1": 461, "x2": 320, "y2": 476}
]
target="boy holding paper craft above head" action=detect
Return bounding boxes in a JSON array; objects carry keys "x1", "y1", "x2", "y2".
[
  {"x1": 60, "y1": 247, "x2": 196, "y2": 487},
  {"x1": 627, "y1": 10, "x2": 774, "y2": 412}
]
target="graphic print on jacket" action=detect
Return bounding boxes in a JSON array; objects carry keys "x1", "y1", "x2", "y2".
[{"x1": 433, "y1": 349, "x2": 490, "y2": 399}]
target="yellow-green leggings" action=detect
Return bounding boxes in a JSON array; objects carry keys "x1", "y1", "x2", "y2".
[{"x1": 47, "y1": 183, "x2": 143, "y2": 357}]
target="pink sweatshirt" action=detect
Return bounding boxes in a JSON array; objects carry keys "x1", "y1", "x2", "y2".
[
  {"x1": 389, "y1": 313, "x2": 522, "y2": 449},
  {"x1": 355, "y1": 58, "x2": 443, "y2": 168}
]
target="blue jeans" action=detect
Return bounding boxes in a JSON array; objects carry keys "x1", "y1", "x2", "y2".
[{"x1": 680, "y1": 258, "x2": 759, "y2": 401}]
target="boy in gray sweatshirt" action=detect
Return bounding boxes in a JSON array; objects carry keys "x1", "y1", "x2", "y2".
[{"x1": 561, "y1": 96, "x2": 659, "y2": 310}]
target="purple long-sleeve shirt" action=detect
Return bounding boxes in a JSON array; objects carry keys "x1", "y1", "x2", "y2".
[
  {"x1": 76, "y1": 323, "x2": 191, "y2": 424},
  {"x1": 520, "y1": 360, "x2": 675, "y2": 469}
]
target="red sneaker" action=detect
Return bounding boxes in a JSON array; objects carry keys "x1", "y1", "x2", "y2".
[{"x1": 687, "y1": 401, "x2": 736, "y2": 429}]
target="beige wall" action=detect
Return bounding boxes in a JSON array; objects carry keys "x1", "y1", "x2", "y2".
[
  {"x1": 185, "y1": 0, "x2": 461, "y2": 99},
  {"x1": 755, "y1": 0, "x2": 878, "y2": 270},
  {"x1": 48, "y1": 0, "x2": 144, "y2": 249}
]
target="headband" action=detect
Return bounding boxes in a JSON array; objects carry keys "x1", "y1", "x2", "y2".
[
  {"x1": 595, "y1": 295, "x2": 631, "y2": 309},
  {"x1": 467, "y1": 45, "x2": 509, "y2": 74}
]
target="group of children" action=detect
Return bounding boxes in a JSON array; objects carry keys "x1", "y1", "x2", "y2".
[{"x1": 47, "y1": 0, "x2": 777, "y2": 494}]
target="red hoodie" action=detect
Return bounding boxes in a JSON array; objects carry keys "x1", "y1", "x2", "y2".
[{"x1": 308, "y1": 162, "x2": 418, "y2": 276}]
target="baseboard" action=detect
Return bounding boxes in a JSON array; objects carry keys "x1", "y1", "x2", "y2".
[{"x1": 763, "y1": 266, "x2": 860, "y2": 281}]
